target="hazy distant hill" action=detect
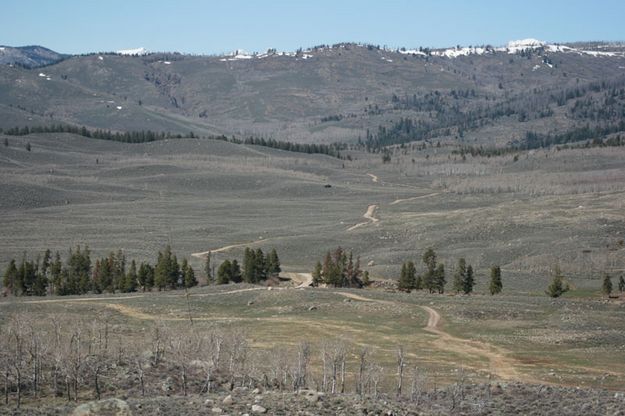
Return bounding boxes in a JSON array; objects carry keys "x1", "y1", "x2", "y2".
[
  {"x1": 0, "y1": 45, "x2": 67, "y2": 68},
  {"x1": 1, "y1": 40, "x2": 624, "y2": 146}
]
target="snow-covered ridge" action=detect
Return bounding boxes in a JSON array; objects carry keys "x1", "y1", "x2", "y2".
[
  {"x1": 219, "y1": 48, "x2": 314, "y2": 62},
  {"x1": 428, "y1": 38, "x2": 625, "y2": 58},
  {"x1": 116, "y1": 47, "x2": 148, "y2": 56}
]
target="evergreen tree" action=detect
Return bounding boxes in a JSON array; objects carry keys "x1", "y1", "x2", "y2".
[
  {"x1": 546, "y1": 266, "x2": 569, "y2": 298},
  {"x1": 435, "y1": 263, "x2": 446, "y2": 294},
  {"x1": 243, "y1": 248, "x2": 257, "y2": 283},
  {"x1": 254, "y1": 249, "x2": 267, "y2": 281},
  {"x1": 463, "y1": 264, "x2": 474, "y2": 295},
  {"x1": 422, "y1": 248, "x2": 437, "y2": 293},
  {"x1": 50, "y1": 252, "x2": 62, "y2": 295},
  {"x1": 124, "y1": 260, "x2": 138, "y2": 292},
  {"x1": 182, "y1": 259, "x2": 198, "y2": 288},
  {"x1": 602, "y1": 273, "x2": 613, "y2": 296},
  {"x1": 217, "y1": 260, "x2": 232, "y2": 284},
  {"x1": 169, "y1": 254, "x2": 181, "y2": 289},
  {"x1": 398, "y1": 261, "x2": 416, "y2": 291},
  {"x1": 2, "y1": 259, "x2": 18, "y2": 295},
  {"x1": 231, "y1": 260, "x2": 242, "y2": 283},
  {"x1": 312, "y1": 261, "x2": 323, "y2": 287},
  {"x1": 204, "y1": 252, "x2": 212, "y2": 284},
  {"x1": 362, "y1": 270, "x2": 370, "y2": 286},
  {"x1": 137, "y1": 262, "x2": 154, "y2": 291},
  {"x1": 100, "y1": 256, "x2": 113, "y2": 293},
  {"x1": 453, "y1": 258, "x2": 466, "y2": 293},
  {"x1": 266, "y1": 248, "x2": 281, "y2": 277},
  {"x1": 619, "y1": 275, "x2": 625, "y2": 293},
  {"x1": 154, "y1": 250, "x2": 169, "y2": 290},
  {"x1": 415, "y1": 274, "x2": 423, "y2": 290},
  {"x1": 489, "y1": 265, "x2": 502, "y2": 295}
]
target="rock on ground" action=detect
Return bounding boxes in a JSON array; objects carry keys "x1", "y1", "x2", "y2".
[{"x1": 71, "y1": 398, "x2": 132, "y2": 416}]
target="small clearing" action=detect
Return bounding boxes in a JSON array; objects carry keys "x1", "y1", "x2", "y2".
[
  {"x1": 283, "y1": 272, "x2": 314, "y2": 288},
  {"x1": 347, "y1": 204, "x2": 379, "y2": 231}
]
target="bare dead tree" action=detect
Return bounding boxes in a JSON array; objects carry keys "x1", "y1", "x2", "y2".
[
  {"x1": 369, "y1": 362, "x2": 384, "y2": 398},
  {"x1": 294, "y1": 341, "x2": 311, "y2": 391},
  {"x1": 410, "y1": 366, "x2": 427, "y2": 405},
  {"x1": 357, "y1": 347, "x2": 368, "y2": 396},
  {"x1": 396, "y1": 345, "x2": 405, "y2": 398}
]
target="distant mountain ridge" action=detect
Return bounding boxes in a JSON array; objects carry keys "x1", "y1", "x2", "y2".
[
  {"x1": 0, "y1": 45, "x2": 68, "y2": 68},
  {"x1": 1, "y1": 39, "x2": 624, "y2": 148}
]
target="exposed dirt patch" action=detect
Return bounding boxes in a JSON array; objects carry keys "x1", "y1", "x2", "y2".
[{"x1": 347, "y1": 204, "x2": 379, "y2": 231}]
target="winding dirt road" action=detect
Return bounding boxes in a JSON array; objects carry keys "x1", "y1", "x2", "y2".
[
  {"x1": 334, "y1": 292, "x2": 533, "y2": 383},
  {"x1": 347, "y1": 204, "x2": 379, "y2": 231}
]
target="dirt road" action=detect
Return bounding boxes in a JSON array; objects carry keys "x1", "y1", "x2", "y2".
[
  {"x1": 390, "y1": 192, "x2": 441, "y2": 205},
  {"x1": 367, "y1": 173, "x2": 379, "y2": 183},
  {"x1": 191, "y1": 238, "x2": 268, "y2": 258},
  {"x1": 334, "y1": 292, "x2": 533, "y2": 383},
  {"x1": 347, "y1": 204, "x2": 379, "y2": 231}
]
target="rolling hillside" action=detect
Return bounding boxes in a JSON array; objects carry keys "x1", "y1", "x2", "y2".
[{"x1": 1, "y1": 40, "x2": 625, "y2": 146}]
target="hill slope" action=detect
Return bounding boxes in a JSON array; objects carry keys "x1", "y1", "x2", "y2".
[{"x1": 1, "y1": 40, "x2": 624, "y2": 146}]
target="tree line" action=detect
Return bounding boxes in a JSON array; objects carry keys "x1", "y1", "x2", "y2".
[
  {"x1": 0, "y1": 124, "x2": 343, "y2": 158},
  {"x1": 212, "y1": 247, "x2": 281, "y2": 285},
  {"x1": 2, "y1": 245, "x2": 197, "y2": 297},
  {"x1": 396, "y1": 248, "x2": 502, "y2": 295},
  {"x1": 311, "y1": 247, "x2": 367, "y2": 288}
]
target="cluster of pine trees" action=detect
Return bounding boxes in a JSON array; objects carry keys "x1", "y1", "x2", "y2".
[
  {"x1": 214, "y1": 248, "x2": 281, "y2": 285},
  {"x1": 232, "y1": 136, "x2": 343, "y2": 158},
  {"x1": 2, "y1": 245, "x2": 197, "y2": 296},
  {"x1": 0, "y1": 124, "x2": 346, "y2": 159},
  {"x1": 0, "y1": 124, "x2": 195, "y2": 143},
  {"x1": 311, "y1": 247, "x2": 365, "y2": 288},
  {"x1": 397, "y1": 248, "x2": 446, "y2": 293},
  {"x1": 397, "y1": 248, "x2": 503, "y2": 295}
]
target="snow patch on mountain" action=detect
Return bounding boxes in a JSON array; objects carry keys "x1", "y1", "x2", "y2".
[{"x1": 117, "y1": 47, "x2": 148, "y2": 56}]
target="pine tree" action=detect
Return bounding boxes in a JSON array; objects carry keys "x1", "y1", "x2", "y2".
[
  {"x1": 154, "y1": 249, "x2": 169, "y2": 290},
  {"x1": 619, "y1": 275, "x2": 625, "y2": 293},
  {"x1": 138, "y1": 262, "x2": 154, "y2": 291},
  {"x1": 50, "y1": 252, "x2": 62, "y2": 295},
  {"x1": 422, "y1": 248, "x2": 437, "y2": 293},
  {"x1": 169, "y1": 255, "x2": 180, "y2": 289},
  {"x1": 231, "y1": 260, "x2": 242, "y2": 283},
  {"x1": 312, "y1": 261, "x2": 323, "y2": 287},
  {"x1": 124, "y1": 260, "x2": 138, "y2": 292},
  {"x1": 266, "y1": 248, "x2": 281, "y2": 277},
  {"x1": 182, "y1": 259, "x2": 198, "y2": 288},
  {"x1": 602, "y1": 273, "x2": 613, "y2": 296},
  {"x1": 254, "y1": 248, "x2": 267, "y2": 281},
  {"x1": 435, "y1": 264, "x2": 446, "y2": 294},
  {"x1": 463, "y1": 264, "x2": 474, "y2": 295},
  {"x1": 204, "y1": 252, "x2": 212, "y2": 284},
  {"x1": 217, "y1": 260, "x2": 232, "y2": 285},
  {"x1": 398, "y1": 261, "x2": 416, "y2": 291},
  {"x1": 453, "y1": 258, "x2": 466, "y2": 293},
  {"x1": 489, "y1": 266, "x2": 502, "y2": 295},
  {"x1": 2, "y1": 259, "x2": 18, "y2": 295},
  {"x1": 243, "y1": 248, "x2": 257, "y2": 283},
  {"x1": 415, "y1": 274, "x2": 423, "y2": 290},
  {"x1": 362, "y1": 270, "x2": 370, "y2": 286},
  {"x1": 546, "y1": 266, "x2": 568, "y2": 298}
]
